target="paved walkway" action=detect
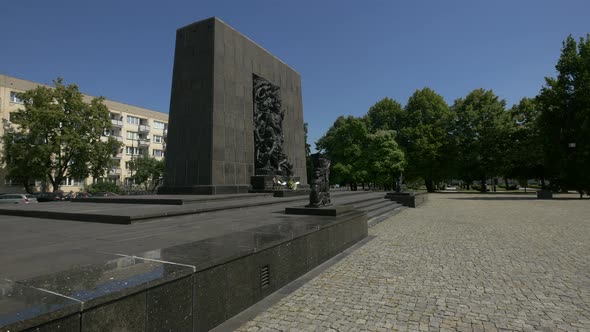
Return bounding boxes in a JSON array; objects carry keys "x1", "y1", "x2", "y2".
[{"x1": 237, "y1": 193, "x2": 590, "y2": 332}]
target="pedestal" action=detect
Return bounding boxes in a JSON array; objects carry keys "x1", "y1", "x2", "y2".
[
  {"x1": 537, "y1": 190, "x2": 553, "y2": 199},
  {"x1": 285, "y1": 205, "x2": 352, "y2": 216}
]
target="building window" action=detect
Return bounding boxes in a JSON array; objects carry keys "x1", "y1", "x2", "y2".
[
  {"x1": 127, "y1": 115, "x2": 140, "y2": 125},
  {"x1": 153, "y1": 121, "x2": 166, "y2": 129},
  {"x1": 153, "y1": 135, "x2": 164, "y2": 143},
  {"x1": 10, "y1": 91, "x2": 23, "y2": 104},
  {"x1": 153, "y1": 149, "x2": 164, "y2": 157},
  {"x1": 61, "y1": 178, "x2": 83, "y2": 186},
  {"x1": 126, "y1": 131, "x2": 139, "y2": 140},
  {"x1": 125, "y1": 147, "x2": 139, "y2": 155}
]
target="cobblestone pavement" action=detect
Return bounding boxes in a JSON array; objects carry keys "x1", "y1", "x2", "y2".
[{"x1": 237, "y1": 193, "x2": 590, "y2": 332}]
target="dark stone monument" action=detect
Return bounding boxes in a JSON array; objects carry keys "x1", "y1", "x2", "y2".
[
  {"x1": 248, "y1": 74, "x2": 306, "y2": 196},
  {"x1": 306, "y1": 154, "x2": 331, "y2": 207},
  {"x1": 537, "y1": 189, "x2": 553, "y2": 199},
  {"x1": 285, "y1": 154, "x2": 351, "y2": 216},
  {"x1": 159, "y1": 17, "x2": 307, "y2": 195},
  {"x1": 385, "y1": 172, "x2": 428, "y2": 208},
  {"x1": 385, "y1": 191, "x2": 428, "y2": 208}
]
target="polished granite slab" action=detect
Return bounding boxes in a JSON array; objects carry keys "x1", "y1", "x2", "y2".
[
  {"x1": 0, "y1": 279, "x2": 80, "y2": 332},
  {"x1": 0, "y1": 191, "x2": 380, "y2": 331},
  {"x1": 0, "y1": 191, "x2": 376, "y2": 224},
  {"x1": 285, "y1": 204, "x2": 353, "y2": 216},
  {"x1": 18, "y1": 253, "x2": 193, "y2": 310},
  {"x1": 0, "y1": 194, "x2": 308, "y2": 224},
  {"x1": 72, "y1": 193, "x2": 273, "y2": 205}
]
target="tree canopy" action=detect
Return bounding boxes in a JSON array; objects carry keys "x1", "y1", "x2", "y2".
[
  {"x1": 316, "y1": 116, "x2": 369, "y2": 190},
  {"x1": 364, "y1": 130, "x2": 405, "y2": 190},
  {"x1": 1, "y1": 78, "x2": 121, "y2": 192},
  {"x1": 365, "y1": 97, "x2": 404, "y2": 133},
  {"x1": 452, "y1": 89, "x2": 510, "y2": 190},
  {"x1": 130, "y1": 156, "x2": 165, "y2": 192},
  {"x1": 505, "y1": 98, "x2": 545, "y2": 185},
  {"x1": 314, "y1": 34, "x2": 590, "y2": 196},
  {"x1": 402, "y1": 88, "x2": 455, "y2": 192},
  {"x1": 537, "y1": 34, "x2": 590, "y2": 194}
]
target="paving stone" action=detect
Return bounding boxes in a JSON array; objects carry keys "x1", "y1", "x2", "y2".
[{"x1": 236, "y1": 193, "x2": 590, "y2": 331}]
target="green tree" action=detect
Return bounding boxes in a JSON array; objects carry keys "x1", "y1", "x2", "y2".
[
  {"x1": 304, "y1": 122, "x2": 313, "y2": 182},
  {"x1": 316, "y1": 116, "x2": 369, "y2": 190},
  {"x1": 365, "y1": 97, "x2": 404, "y2": 132},
  {"x1": 505, "y1": 98, "x2": 545, "y2": 185},
  {"x1": 537, "y1": 34, "x2": 590, "y2": 195},
  {"x1": 1, "y1": 78, "x2": 121, "y2": 193},
  {"x1": 364, "y1": 130, "x2": 405, "y2": 190},
  {"x1": 130, "y1": 156, "x2": 165, "y2": 192},
  {"x1": 402, "y1": 88, "x2": 455, "y2": 192},
  {"x1": 452, "y1": 89, "x2": 510, "y2": 191},
  {"x1": 1, "y1": 120, "x2": 47, "y2": 193}
]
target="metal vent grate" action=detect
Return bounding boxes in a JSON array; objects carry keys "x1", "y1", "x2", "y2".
[{"x1": 260, "y1": 265, "x2": 270, "y2": 289}]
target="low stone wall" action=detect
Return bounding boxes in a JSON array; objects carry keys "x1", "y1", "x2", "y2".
[
  {"x1": 1, "y1": 211, "x2": 368, "y2": 332},
  {"x1": 385, "y1": 192, "x2": 428, "y2": 208}
]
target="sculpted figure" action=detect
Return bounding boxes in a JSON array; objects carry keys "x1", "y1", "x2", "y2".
[
  {"x1": 307, "y1": 154, "x2": 331, "y2": 207},
  {"x1": 253, "y1": 75, "x2": 293, "y2": 176}
]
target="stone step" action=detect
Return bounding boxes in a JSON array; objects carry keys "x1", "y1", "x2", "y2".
[
  {"x1": 367, "y1": 202, "x2": 402, "y2": 219},
  {"x1": 353, "y1": 197, "x2": 394, "y2": 211}
]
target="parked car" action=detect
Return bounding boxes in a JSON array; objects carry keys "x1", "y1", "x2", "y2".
[
  {"x1": 33, "y1": 192, "x2": 65, "y2": 202},
  {"x1": 0, "y1": 194, "x2": 38, "y2": 204}
]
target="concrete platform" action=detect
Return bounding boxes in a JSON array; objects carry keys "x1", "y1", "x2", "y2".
[
  {"x1": 71, "y1": 193, "x2": 274, "y2": 205},
  {"x1": 285, "y1": 205, "x2": 353, "y2": 216},
  {"x1": 0, "y1": 191, "x2": 378, "y2": 224},
  {"x1": 0, "y1": 191, "x2": 400, "y2": 331}
]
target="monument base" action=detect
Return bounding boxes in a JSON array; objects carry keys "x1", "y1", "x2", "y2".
[
  {"x1": 385, "y1": 191, "x2": 427, "y2": 208},
  {"x1": 249, "y1": 189, "x2": 310, "y2": 197},
  {"x1": 250, "y1": 175, "x2": 302, "y2": 191},
  {"x1": 285, "y1": 205, "x2": 352, "y2": 216},
  {"x1": 537, "y1": 190, "x2": 553, "y2": 199},
  {"x1": 157, "y1": 185, "x2": 250, "y2": 195}
]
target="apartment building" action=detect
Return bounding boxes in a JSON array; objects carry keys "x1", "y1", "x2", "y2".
[{"x1": 0, "y1": 74, "x2": 168, "y2": 193}]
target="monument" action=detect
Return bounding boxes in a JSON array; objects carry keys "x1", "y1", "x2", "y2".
[
  {"x1": 306, "y1": 153, "x2": 331, "y2": 207},
  {"x1": 285, "y1": 154, "x2": 353, "y2": 216},
  {"x1": 159, "y1": 17, "x2": 307, "y2": 195}
]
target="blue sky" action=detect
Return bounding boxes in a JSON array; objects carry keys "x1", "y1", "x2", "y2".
[{"x1": 1, "y1": 1, "x2": 588, "y2": 149}]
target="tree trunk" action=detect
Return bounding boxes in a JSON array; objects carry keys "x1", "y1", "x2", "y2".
[
  {"x1": 480, "y1": 179, "x2": 487, "y2": 192},
  {"x1": 504, "y1": 177, "x2": 509, "y2": 190},
  {"x1": 425, "y1": 179, "x2": 435, "y2": 193},
  {"x1": 541, "y1": 177, "x2": 546, "y2": 190},
  {"x1": 53, "y1": 173, "x2": 65, "y2": 193},
  {"x1": 23, "y1": 178, "x2": 33, "y2": 194}
]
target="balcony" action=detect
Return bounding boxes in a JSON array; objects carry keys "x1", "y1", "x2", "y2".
[
  {"x1": 111, "y1": 119, "x2": 123, "y2": 127},
  {"x1": 138, "y1": 139, "x2": 150, "y2": 147},
  {"x1": 112, "y1": 152, "x2": 123, "y2": 160},
  {"x1": 138, "y1": 125, "x2": 150, "y2": 133},
  {"x1": 163, "y1": 129, "x2": 168, "y2": 136},
  {"x1": 108, "y1": 168, "x2": 122, "y2": 177}
]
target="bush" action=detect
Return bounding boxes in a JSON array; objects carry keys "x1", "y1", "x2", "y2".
[
  {"x1": 471, "y1": 184, "x2": 483, "y2": 192},
  {"x1": 85, "y1": 182, "x2": 120, "y2": 195},
  {"x1": 498, "y1": 184, "x2": 518, "y2": 190}
]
